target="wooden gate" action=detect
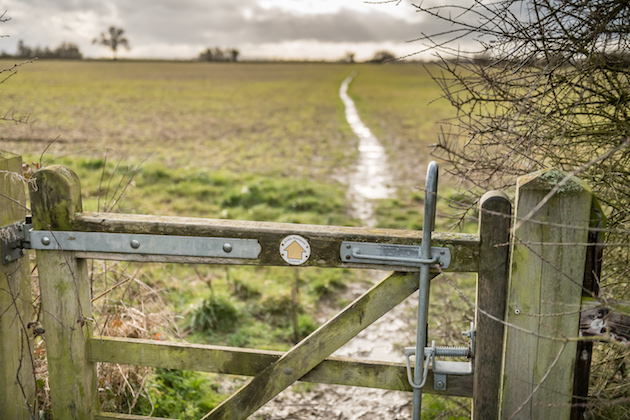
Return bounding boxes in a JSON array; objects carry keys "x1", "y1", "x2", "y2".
[{"x1": 1, "y1": 153, "x2": 610, "y2": 419}]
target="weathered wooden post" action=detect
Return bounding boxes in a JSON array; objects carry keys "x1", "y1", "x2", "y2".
[
  {"x1": 30, "y1": 165, "x2": 99, "y2": 419},
  {"x1": 474, "y1": 191, "x2": 511, "y2": 420},
  {"x1": 500, "y1": 169, "x2": 592, "y2": 419},
  {"x1": 0, "y1": 151, "x2": 35, "y2": 419}
]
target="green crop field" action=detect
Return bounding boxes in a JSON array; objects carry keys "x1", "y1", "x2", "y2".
[{"x1": 1, "y1": 60, "x2": 473, "y2": 418}]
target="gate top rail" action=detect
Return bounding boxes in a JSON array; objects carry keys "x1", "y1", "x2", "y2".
[{"x1": 59, "y1": 211, "x2": 480, "y2": 272}]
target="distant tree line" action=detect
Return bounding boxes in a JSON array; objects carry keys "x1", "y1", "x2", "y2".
[
  {"x1": 198, "y1": 47, "x2": 239, "y2": 62},
  {"x1": 1, "y1": 39, "x2": 83, "y2": 59}
]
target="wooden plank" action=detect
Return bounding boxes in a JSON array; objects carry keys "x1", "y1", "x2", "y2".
[
  {"x1": 206, "y1": 271, "x2": 424, "y2": 419},
  {"x1": 29, "y1": 165, "x2": 99, "y2": 419},
  {"x1": 500, "y1": 169, "x2": 592, "y2": 420},
  {"x1": 473, "y1": 191, "x2": 511, "y2": 420},
  {"x1": 71, "y1": 212, "x2": 479, "y2": 272},
  {"x1": 0, "y1": 151, "x2": 35, "y2": 419},
  {"x1": 89, "y1": 336, "x2": 473, "y2": 398}
]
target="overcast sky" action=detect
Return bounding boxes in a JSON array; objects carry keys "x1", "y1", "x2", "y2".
[{"x1": 0, "y1": 0, "x2": 453, "y2": 61}]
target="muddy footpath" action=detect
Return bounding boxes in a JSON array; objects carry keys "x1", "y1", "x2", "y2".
[{"x1": 255, "y1": 74, "x2": 418, "y2": 419}]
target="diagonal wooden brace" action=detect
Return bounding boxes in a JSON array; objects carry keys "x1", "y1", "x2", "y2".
[{"x1": 206, "y1": 271, "x2": 433, "y2": 419}]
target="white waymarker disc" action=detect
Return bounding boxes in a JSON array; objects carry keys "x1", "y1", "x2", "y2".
[{"x1": 279, "y1": 235, "x2": 311, "y2": 265}]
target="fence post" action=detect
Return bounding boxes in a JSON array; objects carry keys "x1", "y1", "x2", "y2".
[
  {"x1": 474, "y1": 191, "x2": 511, "y2": 420},
  {"x1": 0, "y1": 151, "x2": 35, "y2": 418},
  {"x1": 30, "y1": 165, "x2": 98, "y2": 419},
  {"x1": 499, "y1": 169, "x2": 592, "y2": 419}
]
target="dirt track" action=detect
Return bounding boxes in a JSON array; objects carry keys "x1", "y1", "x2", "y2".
[{"x1": 255, "y1": 280, "x2": 416, "y2": 419}]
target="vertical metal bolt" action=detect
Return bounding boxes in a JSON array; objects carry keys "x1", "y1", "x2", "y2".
[
  {"x1": 130, "y1": 240, "x2": 140, "y2": 249},
  {"x1": 41, "y1": 237, "x2": 51, "y2": 246},
  {"x1": 223, "y1": 243, "x2": 233, "y2": 253},
  {"x1": 436, "y1": 381, "x2": 445, "y2": 390}
]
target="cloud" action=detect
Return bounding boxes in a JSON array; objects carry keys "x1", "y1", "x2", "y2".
[{"x1": 0, "y1": 0, "x2": 438, "y2": 59}]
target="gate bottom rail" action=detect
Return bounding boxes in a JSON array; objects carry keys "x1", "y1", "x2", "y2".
[{"x1": 89, "y1": 336, "x2": 473, "y2": 398}]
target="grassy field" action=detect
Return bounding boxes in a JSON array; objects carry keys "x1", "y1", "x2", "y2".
[{"x1": 1, "y1": 60, "x2": 474, "y2": 418}]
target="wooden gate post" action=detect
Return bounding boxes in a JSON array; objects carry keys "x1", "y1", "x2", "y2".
[
  {"x1": 499, "y1": 169, "x2": 593, "y2": 419},
  {"x1": 0, "y1": 151, "x2": 35, "y2": 418},
  {"x1": 474, "y1": 191, "x2": 511, "y2": 420},
  {"x1": 30, "y1": 165, "x2": 99, "y2": 419}
]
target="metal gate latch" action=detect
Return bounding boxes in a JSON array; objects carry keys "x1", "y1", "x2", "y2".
[
  {"x1": 404, "y1": 322, "x2": 475, "y2": 392},
  {"x1": 339, "y1": 242, "x2": 451, "y2": 269}
]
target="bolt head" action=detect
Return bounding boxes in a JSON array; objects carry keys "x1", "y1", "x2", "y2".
[
  {"x1": 223, "y1": 243, "x2": 233, "y2": 253},
  {"x1": 4, "y1": 255, "x2": 11, "y2": 262},
  {"x1": 284, "y1": 368, "x2": 293, "y2": 375},
  {"x1": 436, "y1": 381, "x2": 445, "y2": 389},
  {"x1": 130, "y1": 240, "x2": 140, "y2": 249},
  {"x1": 41, "y1": 237, "x2": 51, "y2": 246}
]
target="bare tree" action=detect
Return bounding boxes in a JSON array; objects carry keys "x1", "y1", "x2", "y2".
[
  {"x1": 412, "y1": 0, "x2": 630, "y2": 417},
  {"x1": 93, "y1": 26, "x2": 130, "y2": 60}
]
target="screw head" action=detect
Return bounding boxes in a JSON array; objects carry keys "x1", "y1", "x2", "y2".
[
  {"x1": 130, "y1": 239, "x2": 140, "y2": 249},
  {"x1": 436, "y1": 381, "x2": 445, "y2": 389},
  {"x1": 223, "y1": 243, "x2": 233, "y2": 253},
  {"x1": 514, "y1": 309, "x2": 521, "y2": 315},
  {"x1": 4, "y1": 255, "x2": 11, "y2": 262},
  {"x1": 41, "y1": 237, "x2": 51, "y2": 246},
  {"x1": 284, "y1": 368, "x2": 293, "y2": 375}
]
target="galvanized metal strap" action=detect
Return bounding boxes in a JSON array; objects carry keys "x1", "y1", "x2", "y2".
[
  {"x1": 1, "y1": 222, "x2": 262, "y2": 263},
  {"x1": 28, "y1": 230, "x2": 262, "y2": 259}
]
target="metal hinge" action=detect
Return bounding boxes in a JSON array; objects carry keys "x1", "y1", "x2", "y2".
[
  {"x1": 340, "y1": 241, "x2": 451, "y2": 269},
  {"x1": 2, "y1": 219, "x2": 261, "y2": 264},
  {"x1": 0, "y1": 220, "x2": 31, "y2": 264}
]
